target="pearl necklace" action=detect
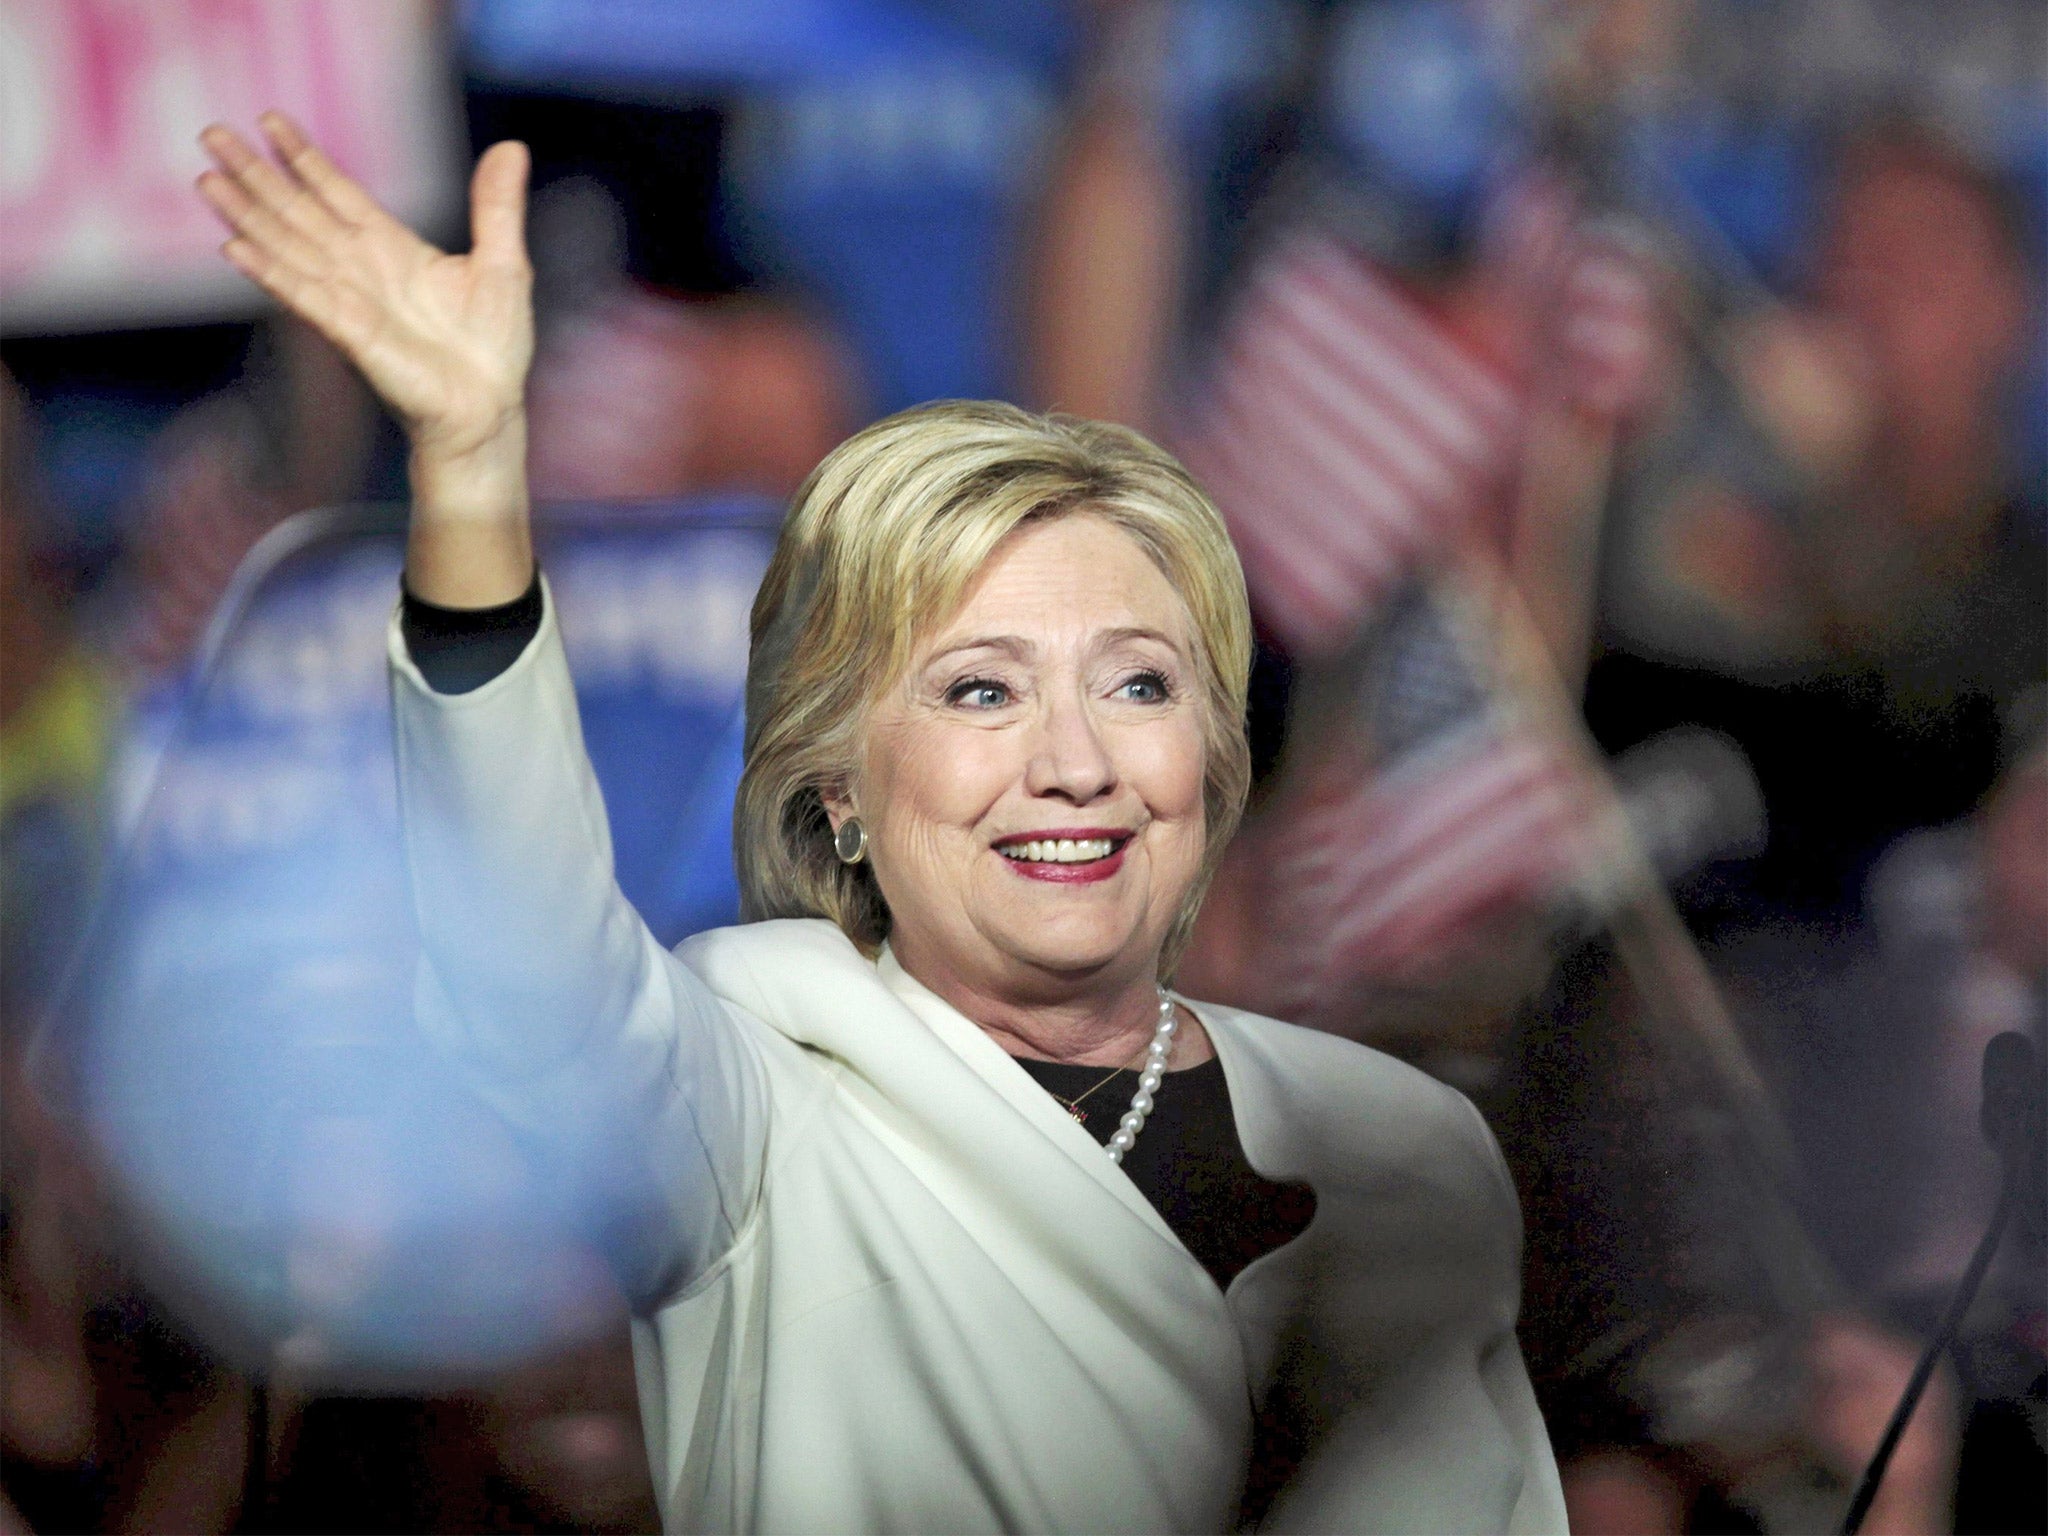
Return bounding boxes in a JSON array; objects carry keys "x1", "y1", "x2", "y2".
[{"x1": 1105, "y1": 989, "x2": 1178, "y2": 1166}]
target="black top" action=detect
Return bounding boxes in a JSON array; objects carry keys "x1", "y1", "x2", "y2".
[
  {"x1": 400, "y1": 579, "x2": 1319, "y2": 1292},
  {"x1": 401, "y1": 572, "x2": 545, "y2": 694},
  {"x1": 1013, "y1": 1056, "x2": 1315, "y2": 1290}
]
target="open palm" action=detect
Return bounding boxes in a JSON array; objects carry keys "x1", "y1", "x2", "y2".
[{"x1": 198, "y1": 113, "x2": 534, "y2": 461}]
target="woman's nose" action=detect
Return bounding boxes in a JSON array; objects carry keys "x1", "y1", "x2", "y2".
[{"x1": 1023, "y1": 692, "x2": 1117, "y2": 804}]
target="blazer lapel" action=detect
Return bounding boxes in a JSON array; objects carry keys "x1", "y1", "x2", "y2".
[{"x1": 676, "y1": 920, "x2": 1237, "y2": 1356}]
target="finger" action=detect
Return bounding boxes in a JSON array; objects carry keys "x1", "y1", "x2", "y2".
[
  {"x1": 194, "y1": 166, "x2": 257, "y2": 234},
  {"x1": 199, "y1": 121, "x2": 339, "y2": 244},
  {"x1": 258, "y1": 111, "x2": 385, "y2": 228},
  {"x1": 196, "y1": 170, "x2": 331, "y2": 279},
  {"x1": 468, "y1": 140, "x2": 530, "y2": 272},
  {"x1": 222, "y1": 238, "x2": 341, "y2": 337},
  {"x1": 222, "y1": 238, "x2": 386, "y2": 367},
  {"x1": 197, "y1": 122, "x2": 266, "y2": 178}
]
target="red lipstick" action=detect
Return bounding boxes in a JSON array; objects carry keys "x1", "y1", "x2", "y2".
[{"x1": 992, "y1": 828, "x2": 1133, "y2": 885}]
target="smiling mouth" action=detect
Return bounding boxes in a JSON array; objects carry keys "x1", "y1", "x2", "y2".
[{"x1": 997, "y1": 835, "x2": 1129, "y2": 865}]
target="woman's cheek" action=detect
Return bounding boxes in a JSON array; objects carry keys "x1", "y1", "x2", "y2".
[
  {"x1": 1124, "y1": 719, "x2": 1207, "y2": 854},
  {"x1": 869, "y1": 713, "x2": 974, "y2": 807}
]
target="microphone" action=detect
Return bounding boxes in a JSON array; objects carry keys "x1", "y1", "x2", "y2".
[
  {"x1": 1837, "y1": 1030, "x2": 2043, "y2": 1534},
  {"x1": 1982, "y1": 1030, "x2": 2045, "y2": 1243}
]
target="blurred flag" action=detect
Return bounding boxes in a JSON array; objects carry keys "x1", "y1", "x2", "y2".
[
  {"x1": 1184, "y1": 211, "x2": 1658, "y2": 656},
  {"x1": 1184, "y1": 194, "x2": 1659, "y2": 1011},
  {"x1": 1480, "y1": 168, "x2": 1665, "y2": 421},
  {"x1": 1258, "y1": 577, "x2": 1597, "y2": 1016},
  {"x1": 1182, "y1": 232, "x2": 1519, "y2": 656}
]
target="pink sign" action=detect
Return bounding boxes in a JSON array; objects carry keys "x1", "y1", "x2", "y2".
[{"x1": 0, "y1": 0, "x2": 460, "y2": 334}]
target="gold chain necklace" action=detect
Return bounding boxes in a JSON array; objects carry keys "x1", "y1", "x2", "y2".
[
  {"x1": 1017, "y1": 989, "x2": 1181, "y2": 1164},
  {"x1": 1048, "y1": 1061, "x2": 1137, "y2": 1123},
  {"x1": 1046, "y1": 1029, "x2": 1168, "y2": 1123}
]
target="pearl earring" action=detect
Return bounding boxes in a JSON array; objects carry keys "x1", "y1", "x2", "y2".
[{"x1": 833, "y1": 817, "x2": 868, "y2": 865}]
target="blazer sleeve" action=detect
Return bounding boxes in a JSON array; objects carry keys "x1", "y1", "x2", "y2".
[
  {"x1": 388, "y1": 579, "x2": 767, "y2": 1303},
  {"x1": 1459, "y1": 1095, "x2": 1572, "y2": 1536}
]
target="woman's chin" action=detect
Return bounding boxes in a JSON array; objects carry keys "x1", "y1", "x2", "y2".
[{"x1": 987, "y1": 907, "x2": 1160, "y2": 980}]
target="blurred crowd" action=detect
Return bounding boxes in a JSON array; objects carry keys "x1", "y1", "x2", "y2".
[{"x1": 3, "y1": 1, "x2": 2042, "y2": 1532}]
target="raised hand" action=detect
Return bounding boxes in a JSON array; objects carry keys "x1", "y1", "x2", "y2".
[{"x1": 198, "y1": 113, "x2": 535, "y2": 604}]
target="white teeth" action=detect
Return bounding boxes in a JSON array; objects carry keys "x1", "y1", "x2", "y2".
[{"x1": 1001, "y1": 837, "x2": 1117, "y2": 863}]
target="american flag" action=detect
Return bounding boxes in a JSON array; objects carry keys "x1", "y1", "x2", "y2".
[
  {"x1": 1259, "y1": 579, "x2": 1595, "y2": 1012},
  {"x1": 1180, "y1": 232, "x2": 1521, "y2": 657},
  {"x1": 1481, "y1": 167, "x2": 1664, "y2": 421},
  {"x1": 1183, "y1": 189, "x2": 1658, "y2": 1007}
]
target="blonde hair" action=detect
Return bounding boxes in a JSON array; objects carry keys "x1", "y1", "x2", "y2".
[{"x1": 736, "y1": 400, "x2": 1253, "y2": 975}]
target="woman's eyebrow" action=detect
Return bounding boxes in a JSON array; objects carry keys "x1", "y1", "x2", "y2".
[
  {"x1": 1097, "y1": 626, "x2": 1184, "y2": 655},
  {"x1": 922, "y1": 627, "x2": 1182, "y2": 667},
  {"x1": 924, "y1": 635, "x2": 1034, "y2": 666}
]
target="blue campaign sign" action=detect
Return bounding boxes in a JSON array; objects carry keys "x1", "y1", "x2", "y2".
[
  {"x1": 725, "y1": 52, "x2": 1057, "y2": 410},
  {"x1": 464, "y1": 0, "x2": 1076, "y2": 410},
  {"x1": 74, "y1": 497, "x2": 778, "y2": 1374},
  {"x1": 463, "y1": 0, "x2": 1069, "y2": 93}
]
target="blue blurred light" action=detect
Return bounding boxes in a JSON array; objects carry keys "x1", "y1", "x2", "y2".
[
  {"x1": 1321, "y1": 0, "x2": 1520, "y2": 222},
  {"x1": 74, "y1": 499, "x2": 775, "y2": 1377}
]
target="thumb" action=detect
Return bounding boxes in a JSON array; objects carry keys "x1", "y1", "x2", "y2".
[{"x1": 470, "y1": 140, "x2": 530, "y2": 270}]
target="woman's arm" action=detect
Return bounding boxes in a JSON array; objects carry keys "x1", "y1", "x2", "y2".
[
  {"x1": 199, "y1": 117, "x2": 766, "y2": 1297},
  {"x1": 389, "y1": 590, "x2": 764, "y2": 1301}
]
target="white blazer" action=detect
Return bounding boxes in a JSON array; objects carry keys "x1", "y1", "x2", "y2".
[{"x1": 389, "y1": 594, "x2": 1567, "y2": 1534}]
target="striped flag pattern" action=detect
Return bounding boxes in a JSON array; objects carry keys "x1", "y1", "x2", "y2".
[
  {"x1": 1184, "y1": 206, "x2": 1656, "y2": 1006},
  {"x1": 1480, "y1": 168, "x2": 1663, "y2": 421},
  {"x1": 1258, "y1": 580, "x2": 1594, "y2": 1010},
  {"x1": 1180, "y1": 232, "x2": 1522, "y2": 656}
]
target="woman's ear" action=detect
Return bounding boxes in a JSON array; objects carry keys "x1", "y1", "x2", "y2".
[{"x1": 820, "y1": 777, "x2": 855, "y2": 832}]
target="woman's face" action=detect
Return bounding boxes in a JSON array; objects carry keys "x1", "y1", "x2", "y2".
[{"x1": 838, "y1": 514, "x2": 1209, "y2": 1002}]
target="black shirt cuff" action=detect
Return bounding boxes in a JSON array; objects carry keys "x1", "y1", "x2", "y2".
[{"x1": 400, "y1": 569, "x2": 544, "y2": 695}]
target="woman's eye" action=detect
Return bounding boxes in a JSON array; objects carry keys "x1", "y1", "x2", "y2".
[
  {"x1": 1116, "y1": 670, "x2": 1171, "y2": 704},
  {"x1": 948, "y1": 679, "x2": 1011, "y2": 709}
]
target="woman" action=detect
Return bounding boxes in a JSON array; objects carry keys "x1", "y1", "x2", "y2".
[{"x1": 196, "y1": 115, "x2": 1564, "y2": 1533}]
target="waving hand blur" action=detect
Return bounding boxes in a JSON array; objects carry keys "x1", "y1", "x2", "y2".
[{"x1": 197, "y1": 112, "x2": 536, "y2": 604}]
